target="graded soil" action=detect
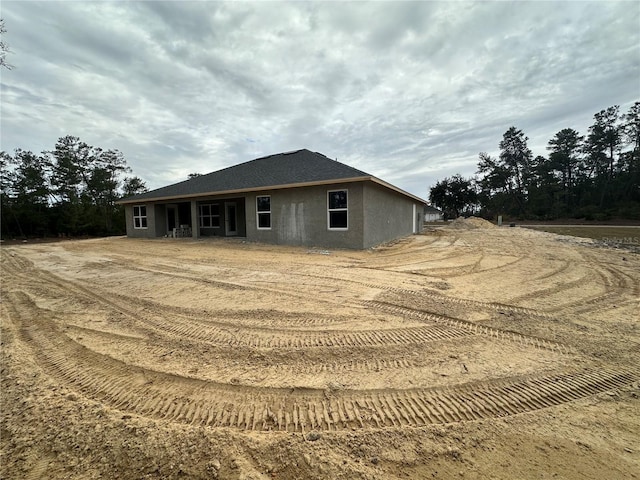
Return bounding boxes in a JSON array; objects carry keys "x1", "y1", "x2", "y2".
[{"x1": 1, "y1": 223, "x2": 638, "y2": 479}]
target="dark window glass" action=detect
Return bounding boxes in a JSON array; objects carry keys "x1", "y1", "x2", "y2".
[
  {"x1": 329, "y1": 190, "x2": 347, "y2": 210},
  {"x1": 258, "y1": 213, "x2": 271, "y2": 228},
  {"x1": 330, "y1": 211, "x2": 348, "y2": 229},
  {"x1": 257, "y1": 196, "x2": 271, "y2": 212},
  {"x1": 141, "y1": 217, "x2": 147, "y2": 228}
]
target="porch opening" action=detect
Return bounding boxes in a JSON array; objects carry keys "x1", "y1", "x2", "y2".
[
  {"x1": 198, "y1": 197, "x2": 246, "y2": 238},
  {"x1": 165, "y1": 202, "x2": 192, "y2": 237}
]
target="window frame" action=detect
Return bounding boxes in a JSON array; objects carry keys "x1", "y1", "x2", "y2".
[
  {"x1": 256, "y1": 195, "x2": 271, "y2": 230},
  {"x1": 133, "y1": 205, "x2": 147, "y2": 229},
  {"x1": 199, "y1": 203, "x2": 221, "y2": 228},
  {"x1": 327, "y1": 189, "x2": 348, "y2": 231}
]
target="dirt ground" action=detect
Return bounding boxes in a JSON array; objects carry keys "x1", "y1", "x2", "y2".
[{"x1": 1, "y1": 220, "x2": 639, "y2": 480}]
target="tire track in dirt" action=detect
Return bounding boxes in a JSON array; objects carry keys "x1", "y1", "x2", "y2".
[
  {"x1": 532, "y1": 260, "x2": 572, "y2": 281},
  {"x1": 137, "y1": 313, "x2": 472, "y2": 349},
  {"x1": 67, "y1": 322, "x2": 422, "y2": 377},
  {"x1": 363, "y1": 284, "x2": 556, "y2": 320},
  {"x1": 62, "y1": 287, "x2": 473, "y2": 350},
  {"x1": 506, "y1": 269, "x2": 593, "y2": 305},
  {"x1": 365, "y1": 249, "x2": 482, "y2": 272},
  {"x1": 2, "y1": 250, "x2": 566, "y2": 354},
  {"x1": 369, "y1": 234, "x2": 460, "y2": 260},
  {"x1": 550, "y1": 263, "x2": 640, "y2": 316},
  {"x1": 420, "y1": 254, "x2": 529, "y2": 279},
  {"x1": 364, "y1": 301, "x2": 574, "y2": 354},
  {"x1": 7, "y1": 290, "x2": 636, "y2": 432},
  {"x1": 2, "y1": 251, "x2": 471, "y2": 349},
  {"x1": 110, "y1": 261, "x2": 250, "y2": 291},
  {"x1": 108, "y1": 257, "x2": 364, "y2": 310},
  {"x1": 107, "y1": 248, "x2": 558, "y2": 324}
]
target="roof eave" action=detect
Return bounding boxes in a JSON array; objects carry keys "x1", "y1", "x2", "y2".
[
  {"x1": 369, "y1": 177, "x2": 427, "y2": 204},
  {"x1": 116, "y1": 176, "x2": 373, "y2": 205}
]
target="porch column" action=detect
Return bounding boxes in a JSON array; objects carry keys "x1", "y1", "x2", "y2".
[{"x1": 190, "y1": 200, "x2": 200, "y2": 239}]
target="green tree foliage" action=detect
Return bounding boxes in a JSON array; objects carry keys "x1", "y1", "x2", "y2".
[
  {"x1": 527, "y1": 155, "x2": 561, "y2": 218},
  {"x1": 122, "y1": 176, "x2": 148, "y2": 197},
  {"x1": 459, "y1": 102, "x2": 640, "y2": 220},
  {"x1": 620, "y1": 102, "x2": 640, "y2": 206},
  {"x1": 498, "y1": 127, "x2": 533, "y2": 215},
  {"x1": 429, "y1": 174, "x2": 477, "y2": 219},
  {"x1": 1, "y1": 136, "x2": 144, "y2": 238},
  {"x1": 547, "y1": 128, "x2": 583, "y2": 212},
  {"x1": 10, "y1": 150, "x2": 51, "y2": 236},
  {"x1": 584, "y1": 106, "x2": 623, "y2": 208},
  {"x1": 476, "y1": 128, "x2": 534, "y2": 217}
]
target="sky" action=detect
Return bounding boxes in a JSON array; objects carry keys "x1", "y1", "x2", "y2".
[{"x1": 1, "y1": 1, "x2": 639, "y2": 200}]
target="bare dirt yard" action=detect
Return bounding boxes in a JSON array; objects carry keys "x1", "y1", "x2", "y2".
[{"x1": 1, "y1": 220, "x2": 639, "y2": 479}]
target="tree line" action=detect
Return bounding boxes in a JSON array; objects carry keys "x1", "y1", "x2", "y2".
[
  {"x1": 429, "y1": 102, "x2": 640, "y2": 221},
  {"x1": 1, "y1": 136, "x2": 148, "y2": 238}
]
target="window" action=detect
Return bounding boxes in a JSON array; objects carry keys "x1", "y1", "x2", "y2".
[
  {"x1": 133, "y1": 205, "x2": 147, "y2": 229},
  {"x1": 199, "y1": 203, "x2": 220, "y2": 228},
  {"x1": 256, "y1": 195, "x2": 271, "y2": 229},
  {"x1": 328, "y1": 190, "x2": 348, "y2": 230}
]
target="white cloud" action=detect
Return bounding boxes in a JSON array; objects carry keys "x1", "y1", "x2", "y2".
[{"x1": 1, "y1": 1, "x2": 638, "y2": 200}]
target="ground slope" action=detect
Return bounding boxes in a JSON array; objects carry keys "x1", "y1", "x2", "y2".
[{"x1": 1, "y1": 224, "x2": 638, "y2": 479}]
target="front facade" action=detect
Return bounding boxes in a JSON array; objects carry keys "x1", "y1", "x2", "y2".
[
  {"x1": 120, "y1": 150, "x2": 426, "y2": 249},
  {"x1": 424, "y1": 205, "x2": 444, "y2": 222}
]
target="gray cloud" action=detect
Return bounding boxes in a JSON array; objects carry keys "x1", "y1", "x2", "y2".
[{"x1": 1, "y1": 1, "x2": 638, "y2": 200}]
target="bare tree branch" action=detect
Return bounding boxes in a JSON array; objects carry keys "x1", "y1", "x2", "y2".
[{"x1": 1, "y1": 18, "x2": 13, "y2": 70}]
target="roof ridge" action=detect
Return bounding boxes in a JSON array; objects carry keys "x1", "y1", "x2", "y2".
[
  {"x1": 254, "y1": 148, "x2": 305, "y2": 161},
  {"x1": 118, "y1": 149, "x2": 417, "y2": 205}
]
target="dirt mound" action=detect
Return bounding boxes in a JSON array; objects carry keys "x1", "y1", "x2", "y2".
[{"x1": 447, "y1": 216, "x2": 497, "y2": 230}]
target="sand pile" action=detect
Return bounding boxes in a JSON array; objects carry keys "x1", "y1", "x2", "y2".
[{"x1": 447, "y1": 216, "x2": 497, "y2": 230}]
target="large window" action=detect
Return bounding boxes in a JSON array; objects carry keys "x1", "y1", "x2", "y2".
[
  {"x1": 199, "y1": 203, "x2": 220, "y2": 228},
  {"x1": 256, "y1": 195, "x2": 271, "y2": 229},
  {"x1": 133, "y1": 205, "x2": 147, "y2": 229},
  {"x1": 328, "y1": 190, "x2": 348, "y2": 230}
]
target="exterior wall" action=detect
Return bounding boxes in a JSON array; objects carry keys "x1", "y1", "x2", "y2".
[
  {"x1": 124, "y1": 181, "x2": 422, "y2": 249},
  {"x1": 153, "y1": 204, "x2": 166, "y2": 236},
  {"x1": 125, "y1": 202, "x2": 191, "y2": 238},
  {"x1": 195, "y1": 197, "x2": 246, "y2": 238},
  {"x1": 245, "y1": 182, "x2": 365, "y2": 249},
  {"x1": 362, "y1": 183, "x2": 419, "y2": 248},
  {"x1": 425, "y1": 213, "x2": 443, "y2": 222},
  {"x1": 124, "y1": 203, "x2": 160, "y2": 238}
]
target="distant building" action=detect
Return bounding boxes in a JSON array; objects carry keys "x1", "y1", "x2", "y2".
[
  {"x1": 118, "y1": 149, "x2": 427, "y2": 249},
  {"x1": 424, "y1": 205, "x2": 444, "y2": 222}
]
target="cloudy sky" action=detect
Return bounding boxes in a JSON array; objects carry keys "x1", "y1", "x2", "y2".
[{"x1": 1, "y1": 1, "x2": 638, "y2": 199}]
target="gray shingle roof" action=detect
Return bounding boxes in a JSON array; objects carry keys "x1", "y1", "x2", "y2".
[
  {"x1": 121, "y1": 149, "x2": 373, "y2": 203},
  {"x1": 424, "y1": 205, "x2": 443, "y2": 214}
]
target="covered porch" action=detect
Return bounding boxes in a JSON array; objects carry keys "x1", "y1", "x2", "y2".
[{"x1": 158, "y1": 198, "x2": 247, "y2": 239}]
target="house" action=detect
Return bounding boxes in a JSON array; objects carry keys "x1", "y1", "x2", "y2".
[
  {"x1": 117, "y1": 149, "x2": 426, "y2": 249},
  {"x1": 424, "y1": 205, "x2": 444, "y2": 222}
]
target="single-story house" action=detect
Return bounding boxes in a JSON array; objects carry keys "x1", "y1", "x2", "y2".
[
  {"x1": 424, "y1": 205, "x2": 444, "y2": 222},
  {"x1": 117, "y1": 149, "x2": 426, "y2": 249}
]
